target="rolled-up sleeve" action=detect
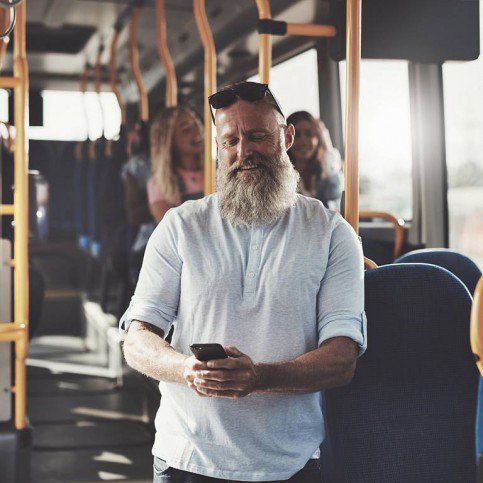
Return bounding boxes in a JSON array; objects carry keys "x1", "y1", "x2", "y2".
[
  {"x1": 119, "y1": 209, "x2": 182, "y2": 336},
  {"x1": 316, "y1": 218, "x2": 367, "y2": 355}
]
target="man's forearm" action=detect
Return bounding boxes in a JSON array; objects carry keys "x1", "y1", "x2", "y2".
[
  {"x1": 255, "y1": 337, "x2": 357, "y2": 394},
  {"x1": 123, "y1": 321, "x2": 187, "y2": 383}
]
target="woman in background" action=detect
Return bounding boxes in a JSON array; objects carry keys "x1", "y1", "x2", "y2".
[
  {"x1": 287, "y1": 110, "x2": 343, "y2": 209},
  {"x1": 148, "y1": 107, "x2": 204, "y2": 223}
]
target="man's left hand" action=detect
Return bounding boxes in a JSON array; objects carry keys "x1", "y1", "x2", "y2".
[{"x1": 193, "y1": 346, "x2": 258, "y2": 399}]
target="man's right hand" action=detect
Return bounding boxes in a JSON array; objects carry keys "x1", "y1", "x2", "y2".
[{"x1": 183, "y1": 356, "x2": 210, "y2": 397}]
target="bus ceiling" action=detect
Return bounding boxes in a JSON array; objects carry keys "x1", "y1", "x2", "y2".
[{"x1": 0, "y1": 0, "x2": 479, "y2": 96}]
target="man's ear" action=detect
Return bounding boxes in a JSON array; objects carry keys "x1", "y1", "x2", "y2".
[{"x1": 285, "y1": 124, "x2": 295, "y2": 151}]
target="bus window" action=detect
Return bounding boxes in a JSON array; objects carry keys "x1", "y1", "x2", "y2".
[
  {"x1": 29, "y1": 90, "x2": 121, "y2": 141},
  {"x1": 0, "y1": 89, "x2": 7, "y2": 122},
  {"x1": 248, "y1": 48, "x2": 320, "y2": 118},
  {"x1": 443, "y1": 8, "x2": 483, "y2": 269},
  {"x1": 339, "y1": 60, "x2": 412, "y2": 220}
]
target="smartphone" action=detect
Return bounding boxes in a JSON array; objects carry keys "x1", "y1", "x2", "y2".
[{"x1": 190, "y1": 343, "x2": 228, "y2": 362}]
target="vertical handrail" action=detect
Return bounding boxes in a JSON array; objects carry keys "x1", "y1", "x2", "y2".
[
  {"x1": 255, "y1": 0, "x2": 271, "y2": 84},
  {"x1": 75, "y1": 64, "x2": 90, "y2": 160},
  {"x1": 109, "y1": 29, "x2": 126, "y2": 125},
  {"x1": 94, "y1": 44, "x2": 105, "y2": 138},
  {"x1": 12, "y1": 0, "x2": 28, "y2": 430},
  {"x1": 343, "y1": 0, "x2": 362, "y2": 233},
  {"x1": 156, "y1": 0, "x2": 177, "y2": 107},
  {"x1": 194, "y1": 0, "x2": 216, "y2": 195},
  {"x1": 129, "y1": 6, "x2": 149, "y2": 122},
  {"x1": 471, "y1": 277, "x2": 483, "y2": 376}
]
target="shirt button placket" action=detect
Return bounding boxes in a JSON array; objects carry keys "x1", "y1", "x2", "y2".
[{"x1": 245, "y1": 229, "x2": 263, "y2": 296}]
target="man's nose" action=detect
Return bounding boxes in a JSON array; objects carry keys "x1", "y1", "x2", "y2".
[{"x1": 238, "y1": 137, "x2": 253, "y2": 162}]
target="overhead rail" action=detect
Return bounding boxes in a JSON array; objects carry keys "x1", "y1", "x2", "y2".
[
  {"x1": 109, "y1": 28, "x2": 126, "y2": 125},
  {"x1": 360, "y1": 211, "x2": 406, "y2": 260},
  {"x1": 255, "y1": 1, "x2": 337, "y2": 84},
  {"x1": 0, "y1": 0, "x2": 29, "y2": 430},
  {"x1": 471, "y1": 277, "x2": 483, "y2": 376},
  {"x1": 156, "y1": 0, "x2": 177, "y2": 107},
  {"x1": 194, "y1": 0, "x2": 217, "y2": 195},
  {"x1": 255, "y1": 0, "x2": 361, "y2": 237},
  {"x1": 129, "y1": 5, "x2": 149, "y2": 122}
]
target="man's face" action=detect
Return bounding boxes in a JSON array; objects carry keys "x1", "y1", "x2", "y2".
[
  {"x1": 215, "y1": 99, "x2": 293, "y2": 174},
  {"x1": 214, "y1": 100, "x2": 299, "y2": 226}
]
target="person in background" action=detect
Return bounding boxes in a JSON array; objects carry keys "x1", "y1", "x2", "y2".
[
  {"x1": 287, "y1": 110, "x2": 343, "y2": 209},
  {"x1": 121, "y1": 120, "x2": 155, "y2": 285},
  {"x1": 148, "y1": 107, "x2": 204, "y2": 223}
]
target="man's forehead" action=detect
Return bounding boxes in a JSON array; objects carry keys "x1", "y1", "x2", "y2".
[{"x1": 215, "y1": 100, "x2": 278, "y2": 133}]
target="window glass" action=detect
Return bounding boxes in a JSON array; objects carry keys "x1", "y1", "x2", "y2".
[
  {"x1": 443, "y1": 6, "x2": 483, "y2": 269},
  {"x1": 0, "y1": 89, "x2": 8, "y2": 122},
  {"x1": 339, "y1": 60, "x2": 412, "y2": 220},
  {"x1": 29, "y1": 90, "x2": 121, "y2": 141},
  {"x1": 248, "y1": 48, "x2": 320, "y2": 119}
]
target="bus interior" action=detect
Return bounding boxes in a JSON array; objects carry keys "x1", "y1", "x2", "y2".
[{"x1": 0, "y1": 0, "x2": 483, "y2": 482}]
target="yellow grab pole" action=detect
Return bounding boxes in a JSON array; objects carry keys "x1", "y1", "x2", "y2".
[
  {"x1": 75, "y1": 65, "x2": 90, "y2": 159},
  {"x1": 94, "y1": 45, "x2": 105, "y2": 138},
  {"x1": 343, "y1": 0, "x2": 361, "y2": 233},
  {"x1": 359, "y1": 211, "x2": 406, "y2": 260},
  {"x1": 285, "y1": 23, "x2": 336, "y2": 38},
  {"x1": 156, "y1": 0, "x2": 178, "y2": 107},
  {"x1": 364, "y1": 257, "x2": 378, "y2": 270},
  {"x1": 194, "y1": 0, "x2": 216, "y2": 195},
  {"x1": 12, "y1": 0, "x2": 29, "y2": 430},
  {"x1": 255, "y1": 0, "x2": 271, "y2": 84},
  {"x1": 129, "y1": 6, "x2": 149, "y2": 122},
  {"x1": 0, "y1": 77, "x2": 21, "y2": 88},
  {"x1": 109, "y1": 29, "x2": 126, "y2": 125},
  {"x1": 471, "y1": 277, "x2": 483, "y2": 375},
  {"x1": 0, "y1": 204, "x2": 14, "y2": 215}
]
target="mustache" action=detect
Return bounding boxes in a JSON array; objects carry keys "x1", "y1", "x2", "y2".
[{"x1": 228, "y1": 152, "x2": 274, "y2": 174}]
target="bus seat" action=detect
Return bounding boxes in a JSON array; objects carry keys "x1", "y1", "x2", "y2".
[
  {"x1": 322, "y1": 263, "x2": 478, "y2": 483},
  {"x1": 395, "y1": 248, "x2": 482, "y2": 295}
]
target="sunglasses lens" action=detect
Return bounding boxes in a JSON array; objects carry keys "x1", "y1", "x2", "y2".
[
  {"x1": 237, "y1": 83, "x2": 267, "y2": 102},
  {"x1": 209, "y1": 90, "x2": 237, "y2": 109}
]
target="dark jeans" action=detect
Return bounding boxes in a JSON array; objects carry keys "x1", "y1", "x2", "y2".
[{"x1": 153, "y1": 456, "x2": 322, "y2": 483}]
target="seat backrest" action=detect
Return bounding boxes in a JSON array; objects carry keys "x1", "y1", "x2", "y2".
[
  {"x1": 395, "y1": 248, "x2": 482, "y2": 295},
  {"x1": 323, "y1": 263, "x2": 478, "y2": 483}
]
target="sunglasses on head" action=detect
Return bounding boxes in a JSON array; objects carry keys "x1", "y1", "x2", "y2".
[{"x1": 208, "y1": 82, "x2": 285, "y2": 125}]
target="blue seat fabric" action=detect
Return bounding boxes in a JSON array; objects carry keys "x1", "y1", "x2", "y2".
[
  {"x1": 323, "y1": 263, "x2": 478, "y2": 483},
  {"x1": 395, "y1": 248, "x2": 482, "y2": 295}
]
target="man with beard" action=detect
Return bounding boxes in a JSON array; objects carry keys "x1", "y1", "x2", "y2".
[{"x1": 120, "y1": 82, "x2": 366, "y2": 482}]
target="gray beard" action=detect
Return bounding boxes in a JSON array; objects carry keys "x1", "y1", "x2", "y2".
[{"x1": 216, "y1": 149, "x2": 300, "y2": 227}]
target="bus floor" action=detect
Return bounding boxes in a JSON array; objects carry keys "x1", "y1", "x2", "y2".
[{"x1": 27, "y1": 356, "x2": 159, "y2": 482}]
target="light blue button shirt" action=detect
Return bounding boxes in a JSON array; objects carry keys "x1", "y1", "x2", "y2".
[{"x1": 120, "y1": 193, "x2": 367, "y2": 481}]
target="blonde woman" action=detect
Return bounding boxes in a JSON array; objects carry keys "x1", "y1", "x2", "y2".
[{"x1": 148, "y1": 107, "x2": 204, "y2": 223}]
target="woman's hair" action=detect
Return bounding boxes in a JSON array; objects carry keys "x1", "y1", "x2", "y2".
[
  {"x1": 150, "y1": 106, "x2": 201, "y2": 205},
  {"x1": 286, "y1": 110, "x2": 329, "y2": 177}
]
